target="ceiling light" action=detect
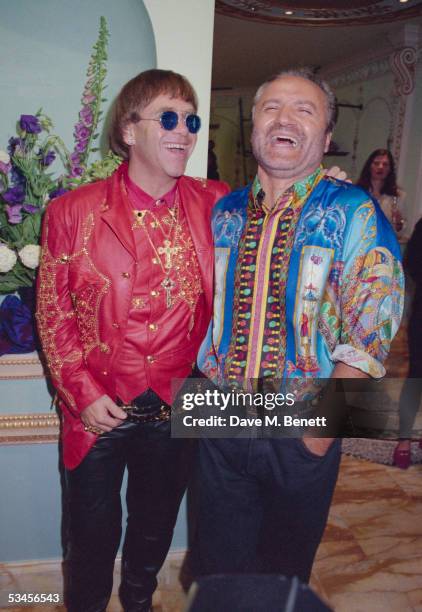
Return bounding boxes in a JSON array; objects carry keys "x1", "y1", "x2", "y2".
[
  {"x1": 399, "y1": 0, "x2": 409, "y2": 3},
  {"x1": 285, "y1": 10, "x2": 294, "y2": 15}
]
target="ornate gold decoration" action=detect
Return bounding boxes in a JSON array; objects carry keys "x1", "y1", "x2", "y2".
[
  {"x1": 158, "y1": 240, "x2": 181, "y2": 270},
  {"x1": 132, "y1": 297, "x2": 146, "y2": 309},
  {"x1": 131, "y1": 193, "x2": 203, "y2": 319},
  {"x1": 132, "y1": 209, "x2": 147, "y2": 228},
  {"x1": 37, "y1": 211, "x2": 111, "y2": 406},
  {"x1": 161, "y1": 277, "x2": 176, "y2": 308},
  {"x1": 132, "y1": 200, "x2": 182, "y2": 308},
  {"x1": 0, "y1": 353, "x2": 46, "y2": 380},
  {"x1": 0, "y1": 413, "x2": 60, "y2": 445}
]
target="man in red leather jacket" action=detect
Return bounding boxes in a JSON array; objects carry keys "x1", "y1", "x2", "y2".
[{"x1": 36, "y1": 69, "x2": 228, "y2": 612}]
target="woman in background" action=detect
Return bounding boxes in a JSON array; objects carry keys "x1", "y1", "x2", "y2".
[{"x1": 357, "y1": 148, "x2": 405, "y2": 236}]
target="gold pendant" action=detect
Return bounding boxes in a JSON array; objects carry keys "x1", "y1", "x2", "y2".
[
  {"x1": 158, "y1": 239, "x2": 180, "y2": 270},
  {"x1": 161, "y1": 277, "x2": 175, "y2": 308}
]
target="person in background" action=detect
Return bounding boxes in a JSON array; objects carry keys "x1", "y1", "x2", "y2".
[
  {"x1": 356, "y1": 148, "x2": 405, "y2": 237},
  {"x1": 207, "y1": 139, "x2": 220, "y2": 180}
]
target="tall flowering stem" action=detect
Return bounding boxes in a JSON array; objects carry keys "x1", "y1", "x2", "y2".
[
  {"x1": 0, "y1": 16, "x2": 121, "y2": 299},
  {"x1": 68, "y1": 16, "x2": 109, "y2": 181}
]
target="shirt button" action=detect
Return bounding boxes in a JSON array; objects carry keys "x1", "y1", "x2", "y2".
[
  {"x1": 148, "y1": 323, "x2": 158, "y2": 331},
  {"x1": 151, "y1": 290, "x2": 159, "y2": 297},
  {"x1": 112, "y1": 322, "x2": 119, "y2": 328},
  {"x1": 146, "y1": 355, "x2": 155, "y2": 363},
  {"x1": 122, "y1": 272, "x2": 130, "y2": 278},
  {"x1": 152, "y1": 258, "x2": 159, "y2": 265},
  {"x1": 102, "y1": 370, "x2": 108, "y2": 376}
]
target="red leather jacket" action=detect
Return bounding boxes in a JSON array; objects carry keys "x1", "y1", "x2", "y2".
[{"x1": 36, "y1": 164, "x2": 229, "y2": 468}]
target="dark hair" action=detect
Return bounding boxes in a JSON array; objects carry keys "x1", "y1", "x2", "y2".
[
  {"x1": 356, "y1": 149, "x2": 398, "y2": 197},
  {"x1": 109, "y1": 69, "x2": 198, "y2": 159},
  {"x1": 253, "y1": 67, "x2": 338, "y2": 133}
]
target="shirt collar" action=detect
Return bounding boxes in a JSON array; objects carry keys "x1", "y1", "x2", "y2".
[
  {"x1": 250, "y1": 166, "x2": 324, "y2": 213},
  {"x1": 123, "y1": 163, "x2": 178, "y2": 210}
]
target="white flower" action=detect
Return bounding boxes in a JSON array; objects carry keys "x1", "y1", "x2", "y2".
[
  {"x1": 0, "y1": 150, "x2": 10, "y2": 165},
  {"x1": 0, "y1": 245, "x2": 17, "y2": 273},
  {"x1": 18, "y1": 244, "x2": 41, "y2": 269}
]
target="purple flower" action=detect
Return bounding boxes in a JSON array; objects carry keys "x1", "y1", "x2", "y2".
[
  {"x1": 82, "y1": 94, "x2": 96, "y2": 104},
  {"x1": 75, "y1": 140, "x2": 88, "y2": 154},
  {"x1": 8, "y1": 137, "x2": 23, "y2": 156},
  {"x1": 74, "y1": 122, "x2": 90, "y2": 140},
  {"x1": 79, "y1": 106, "x2": 93, "y2": 126},
  {"x1": 71, "y1": 166, "x2": 84, "y2": 177},
  {"x1": 22, "y1": 203, "x2": 39, "y2": 214},
  {"x1": 39, "y1": 149, "x2": 56, "y2": 167},
  {"x1": 49, "y1": 187, "x2": 68, "y2": 200},
  {"x1": 10, "y1": 167, "x2": 26, "y2": 187},
  {"x1": 5, "y1": 204, "x2": 23, "y2": 224},
  {"x1": 70, "y1": 152, "x2": 81, "y2": 164},
  {"x1": 3, "y1": 185, "x2": 25, "y2": 204},
  {"x1": 0, "y1": 161, "x2": 11, "y2": 175},
  {"x1": 19, "y1": 114, "x2": 42, "y2": 134}
]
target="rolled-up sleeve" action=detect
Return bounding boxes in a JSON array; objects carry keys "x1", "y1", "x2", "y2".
[{"x1": 331, "y1": 200, "x2": 404, "y2": 378}]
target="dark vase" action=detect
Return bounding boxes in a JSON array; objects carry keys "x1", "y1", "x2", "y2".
[
  {"x1": 0, "y1": 286, "x2": 39, "y2": 356},
  {"x1": 17, "y1": 285, "x2": 37, "y2": 312}
]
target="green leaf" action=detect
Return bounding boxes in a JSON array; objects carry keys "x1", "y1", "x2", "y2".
[{"x1": 21, "y1": 214, "x2": 40, "y2": 244}]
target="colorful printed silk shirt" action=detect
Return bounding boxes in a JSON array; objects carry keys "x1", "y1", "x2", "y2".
[{"x1": 198, "y1": 168, "x2": 404, "y2": 385}]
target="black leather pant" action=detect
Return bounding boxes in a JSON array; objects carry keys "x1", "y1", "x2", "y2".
[{"x1": 65, "y1": 406, "x2": 195, "y2": 612}]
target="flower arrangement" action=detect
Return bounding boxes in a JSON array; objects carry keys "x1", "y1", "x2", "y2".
[
  {"x1": 0, "y1": 16, "x2": 121, "y2": 294},
  {"x1": 0, "y1": 16, "x2": 122, "y2": 354}
]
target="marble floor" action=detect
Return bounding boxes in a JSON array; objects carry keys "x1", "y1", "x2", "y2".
[
  {"x1": 311, "y1": 455, "x2": 422, "y2": 611},
  {"x1": 3, "y1": 320, "x2": 420, "y2": 611},
  {"x1": 2, "y1": 454, "x2": 422, "y2": 612}
]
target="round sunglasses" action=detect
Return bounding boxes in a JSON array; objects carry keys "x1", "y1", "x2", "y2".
[{"x1": 139, "y1": 110, "x2": 201, "y2": 134}]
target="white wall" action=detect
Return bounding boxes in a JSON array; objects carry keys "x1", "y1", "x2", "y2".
[{"x1": 144, "y1": 0, "x2": 216, "y2": 178}]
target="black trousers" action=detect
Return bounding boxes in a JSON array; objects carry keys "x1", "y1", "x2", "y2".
[
  {"x1": 65, "y1": 417, "x2": 195, "y2": 612},
  {"x1": 196, "y1": 437, "x2": 341, "y2": 584}
]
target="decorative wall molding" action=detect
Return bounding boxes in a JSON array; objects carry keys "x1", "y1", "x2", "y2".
[
  {"x1": 0, "y1": 413, "x2": 59, "y2": 445},
  {"x1": 390, "y1": 46, "x2": 419, "y2": 179},
  {"x1": 0, "y1": 352, "x2": 46, "y2": 380},
  {"x1": 322, "y1": 31, "x2": 422, "y2": 90},
  {"x1": 326, "y1": 56, "x2": 391, "y2": 89},
  {"x1": 216, "y1": 0, "x2": 422, "y2": 27},
  {"x1": 390, "y1": 46, "x2": 418, "y2": 96}
]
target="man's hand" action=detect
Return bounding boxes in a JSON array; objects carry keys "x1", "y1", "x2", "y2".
[
  {"x1": 324, "y1": 166, "x2": 350, "y2": 182},
  {"x1": 301, "y1": 362, "x2": 368, "y2": 456},
  {"x1": 81, "y1": 395, "x2": 127, "y2": 434},
  {"x1": 302, "y1": 437, "x2": 334, "y2": 457}
]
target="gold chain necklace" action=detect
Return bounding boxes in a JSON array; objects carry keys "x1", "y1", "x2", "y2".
[{"x1": 132, "y1": 195, "x2": 182, "y2": 307}]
